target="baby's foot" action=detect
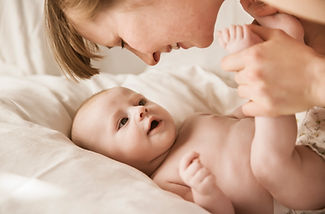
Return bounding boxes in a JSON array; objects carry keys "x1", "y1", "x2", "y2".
[
  {"x1": 217, "y1": 25, "x2": 263, "y2": 53},
  {"x1": 255, "y1": 13, "x2": 304, "y2": 42}
]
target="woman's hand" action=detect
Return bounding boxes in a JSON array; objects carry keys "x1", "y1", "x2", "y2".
[{"x1": 221, "y1": 24, "x2": 322, "y2": 116}]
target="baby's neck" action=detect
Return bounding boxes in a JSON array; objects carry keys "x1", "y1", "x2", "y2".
[{"x1": 148, "y1": 138, "x2": 178, "y2": 177}]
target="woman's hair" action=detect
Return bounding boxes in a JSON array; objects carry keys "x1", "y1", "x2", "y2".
[{"x1": 44, "y1": 0, "x2": 105, "y2": 80}]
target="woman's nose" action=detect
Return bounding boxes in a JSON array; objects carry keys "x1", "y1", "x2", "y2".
[{"x1": 127, "y1": 46, "x2": 160, "y2": 65}]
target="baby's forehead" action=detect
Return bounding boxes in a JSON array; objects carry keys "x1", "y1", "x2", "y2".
[
  {"x1": 92, "y1": 87, "x2": 140, "y2": 106},
  {"x1": 102, "y1": 87, "x2": 137, "y2": 100},
  {"x1": 111, "y1": 87, "x2": 136, "y2": 95}
]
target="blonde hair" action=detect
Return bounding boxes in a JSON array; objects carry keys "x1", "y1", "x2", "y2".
[{"x1": 44, "y1": 0, "x2": 107, "y2": 80}]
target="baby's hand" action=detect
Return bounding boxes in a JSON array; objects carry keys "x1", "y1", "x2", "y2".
[{"x1": 179, "y1": 151, "x2": 216, "y2": 195}]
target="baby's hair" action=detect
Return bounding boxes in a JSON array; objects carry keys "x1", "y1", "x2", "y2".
[
  {"x1": 71, "y1": 89, "x2": 111, "y2": 148},
  {"x1": 44, "y1": 0, "x2": 105, "y2": 80}
]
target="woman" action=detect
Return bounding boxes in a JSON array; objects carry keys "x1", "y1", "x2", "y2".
[{"x1": 45, "y1": 0, "x2": 325, "y2": 116}]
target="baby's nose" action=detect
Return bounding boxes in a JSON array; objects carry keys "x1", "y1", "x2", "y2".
[{"x1": 135, "y1": 106, "x2": 148, "y2": 120}]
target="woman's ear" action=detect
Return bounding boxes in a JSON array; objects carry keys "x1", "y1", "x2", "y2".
[{"x1": 240, "y1": 0, "x2": 278, "y2": 18}]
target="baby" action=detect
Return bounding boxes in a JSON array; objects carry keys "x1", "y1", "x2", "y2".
[
  {"x1": 71, "y1": 13, "x2": 325, "y2": 214},
  {"x1": 71, "y1": 86, "x2": 325, "y2": 214}
]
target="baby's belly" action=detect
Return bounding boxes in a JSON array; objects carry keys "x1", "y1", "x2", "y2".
[{"x1": 172, "y1": 114, "x2": 273, "y2": 213}]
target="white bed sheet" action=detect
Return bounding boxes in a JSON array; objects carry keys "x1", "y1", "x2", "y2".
[{"x1": 0, "y1": 0, "x2": 252, "y2": 213}]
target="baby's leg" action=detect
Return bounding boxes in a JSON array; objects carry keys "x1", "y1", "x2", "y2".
[
  {"x1": 255, "y1": 13, "x2": 304, "y2": 42},
  {"x1": 217, "y1": 25, "x2": 263, "y2": 53},
  {"x1": 251, "y1": 116, "x2": 325, "y2": 210}
]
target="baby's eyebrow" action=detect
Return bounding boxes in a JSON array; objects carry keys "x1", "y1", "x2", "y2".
[{"x1": 128, "y1": 93, "x2": 140, "y2": 101}]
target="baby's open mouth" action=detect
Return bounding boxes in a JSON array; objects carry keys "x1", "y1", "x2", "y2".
[{"x1": 148, "y1": 120, "x2": 160, "y2": 135}]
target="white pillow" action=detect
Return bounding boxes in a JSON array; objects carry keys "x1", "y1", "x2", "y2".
[{"x1": 0, "y1": 0, "x2": 60, "y2": 76}]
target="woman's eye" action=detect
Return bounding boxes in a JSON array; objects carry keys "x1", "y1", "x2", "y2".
[
  {"x1": 138, "y1": 99, "x2": 146, "y2": 106},
  {"x1": 118, "y1": 117, "x2": 128, "y2": 129}
]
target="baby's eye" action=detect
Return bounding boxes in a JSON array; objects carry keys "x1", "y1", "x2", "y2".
[
  {"x1": 118, "y1": 117, "x2": 128, "y2": 129},
  {"x1": 138, "y1": 99, "x2": 146, "y2": 106}
]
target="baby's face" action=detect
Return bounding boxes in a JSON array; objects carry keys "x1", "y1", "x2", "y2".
[{"x1": 73, "y1": 87, "x2": 177, "y2": 174}]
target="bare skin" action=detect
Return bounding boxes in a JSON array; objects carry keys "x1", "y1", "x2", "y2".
[{"x1": 152, "y1": 113, "x2": 271, "y2": 214}]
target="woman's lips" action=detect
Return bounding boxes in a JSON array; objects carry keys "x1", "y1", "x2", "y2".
[
  {"x1": 178, "y1": 43, "x2": 189, "y2": 49},
  {"x1": 153, "y1": 42, "x2": 189, "y2": 63}
]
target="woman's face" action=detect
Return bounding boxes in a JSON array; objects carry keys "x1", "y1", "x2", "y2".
[{"x1": 66, "y1": 0, "x2": 224, "y2": 65}]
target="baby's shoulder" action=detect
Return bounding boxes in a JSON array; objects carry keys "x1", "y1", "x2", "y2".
[
  {"x1": 180, "y1": 112, "x2": 213, "y2": 128},
  {"x1": 179, "y1": 112, "x2": 224, "y2": 134}
]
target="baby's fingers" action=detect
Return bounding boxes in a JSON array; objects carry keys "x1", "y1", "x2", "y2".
[
  {"x1": 179, "y1": 151, "x2": 200, "y2": 172},
  {"x1": 196, "y1": 174, "x2": 216, "y2": 194},
  {"x1": 189, "y1": 167, "x2": 211, "y2": 187}
]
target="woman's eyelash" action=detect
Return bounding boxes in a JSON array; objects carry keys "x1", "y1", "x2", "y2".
[
  {"x1": 118, "y1": 117, "x2": 128, "y2": 129},
  {"x1": 138, "y1": 98, "x2": 146, "y2": 106},
  {"x1": 121, "y1": 40, "x2": 125, "y2": 48}
]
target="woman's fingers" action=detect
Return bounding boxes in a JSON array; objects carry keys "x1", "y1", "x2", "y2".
[
  {"x1": 221, "y1": 50, "x2": 247, "y2": 72},
  {"x1": 242, "y1": 100, "x2": 268, "y2": 116}
]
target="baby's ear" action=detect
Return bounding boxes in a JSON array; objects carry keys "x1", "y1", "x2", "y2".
[{"x1": 240, "y1": 0, "x2": 278, "y2": 18}]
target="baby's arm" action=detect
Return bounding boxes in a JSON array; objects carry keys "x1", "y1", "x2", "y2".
[
  {"x1": 251, "y1": 115, "x2": 325, "y2": 210},
  {"x1": 178, "y1": 152, "x2": 234, "y2": 214}
]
